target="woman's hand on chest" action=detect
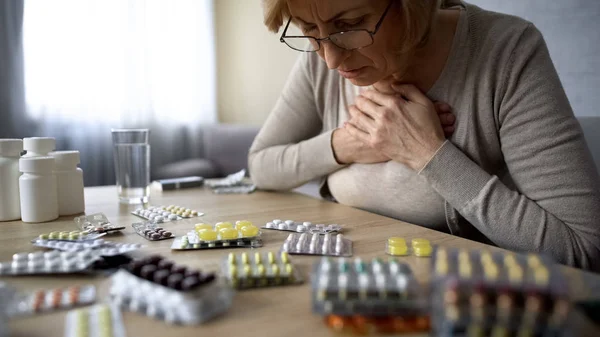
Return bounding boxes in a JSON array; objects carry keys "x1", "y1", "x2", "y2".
[{"x1": 344, "y1": 84, "x2": 448, "y2": 171}]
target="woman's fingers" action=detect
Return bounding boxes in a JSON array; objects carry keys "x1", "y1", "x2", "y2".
[
  {"x1": 354, "y1": 95, "x2": 383, "y2": 120},
  {"x1": 344, "y1": 121, "x2": 370, "y2": 144},
  {"x1": 360, "y1": 89, "x2": 405, "y2": 112},
  {"x1": 443, "y1": 126, "x2": 455, "y2": 138},
  {"x1": 348, "y1": 105, "x2": 377, "y2": 133},
  {"x1": 438, "y1": 112, "x2": 455, "y2": 126},
  {"x1": 391, "y1": 83, "x2": 431, "y2": 106}
]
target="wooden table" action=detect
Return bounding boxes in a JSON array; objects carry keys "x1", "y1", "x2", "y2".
[{"x1": 2, "y1": 186, "x2": 599, "y2": 337}]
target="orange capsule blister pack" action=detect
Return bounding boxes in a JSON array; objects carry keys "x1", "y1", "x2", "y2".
[{"x1": 7, "y1": 285, "x2": 96, "y2": 317}]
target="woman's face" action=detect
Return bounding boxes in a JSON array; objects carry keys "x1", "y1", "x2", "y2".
[{"x1": 287, "y1": 0, "x2": 403, "y2": 86}]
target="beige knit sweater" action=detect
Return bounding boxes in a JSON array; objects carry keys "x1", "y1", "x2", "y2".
[{"x1": 248, "y1": 1, "x2": 600, "y2": 270}]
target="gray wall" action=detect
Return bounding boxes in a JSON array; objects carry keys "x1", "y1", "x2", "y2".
[{"x1": 468, "y1": 0, "x2": 600, "y2": 117}]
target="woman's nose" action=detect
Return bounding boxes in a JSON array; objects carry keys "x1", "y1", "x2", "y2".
[{"x1": 319, "y1": 42, "x2": 348, "y2": 70}]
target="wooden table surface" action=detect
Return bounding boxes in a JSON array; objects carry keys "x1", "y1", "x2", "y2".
[{"x1": 1, "y1": 186, "x2": 599, "y2": 337}]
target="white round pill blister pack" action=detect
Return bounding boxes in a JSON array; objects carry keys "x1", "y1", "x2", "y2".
[
  {"x1": 32, "y1": 239, "x2": 142, "y2": 256},
  {"x1": 263, "y1": 219, "x2": 342, "y2": 234},
  {"x1": 0, "y1": 249, "x2": 101, "y2": 276},
  {"x1": 131, "y1": 205, "x2": 203, "y2": 223},
  {"x1": 281, "y1": 233, "x2": 353, "y2": 257}
]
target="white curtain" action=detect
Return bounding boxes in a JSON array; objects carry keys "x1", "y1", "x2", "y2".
[{"x1": 22, "y1": 0, "x2": 216, "y2": 186}]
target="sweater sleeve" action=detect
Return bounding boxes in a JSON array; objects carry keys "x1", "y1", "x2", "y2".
[
  {"x1": 248, "y1": 53, "x2": 346, "y2": 190},
  {"x1": 419, "y1": 24, "x2": 600, "y2": 270}
]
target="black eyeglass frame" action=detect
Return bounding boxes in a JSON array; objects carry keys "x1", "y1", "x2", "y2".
[{"x1": 279, "y1": 1, "x2": 394, "y2": 52}]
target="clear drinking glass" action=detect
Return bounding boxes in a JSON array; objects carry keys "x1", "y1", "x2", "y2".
[{"x1": 111, "y1": 129, "x2": 150, "y2": 204}]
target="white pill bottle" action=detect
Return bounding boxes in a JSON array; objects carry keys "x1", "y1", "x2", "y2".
[
  {"x1": 0, "y1": 139, "x2": 23, "y2": 221},
  {"x1": 19, "y1": 157, "x2": 59, "y2": 223},
  {"x1": 50, "y1": 151, "x2": 85, "y2": 216},
  {"x1": 22, "y1": 137, "x2": 55, "y2": 157}
]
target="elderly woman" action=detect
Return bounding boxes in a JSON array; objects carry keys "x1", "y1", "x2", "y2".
[{"x1": 248, "y1": 0, "x2": 600, "y2": 270}]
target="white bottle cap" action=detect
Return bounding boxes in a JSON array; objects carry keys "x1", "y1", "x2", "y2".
[
  {"x1": 23, "y1": 137, "x2": 56, "y2": 155},
  {"x1": 49, "y1": 151, "x2": 80, "y2": 169},
  {"x1": 0, "y1": 139, "x2": 23, "y2": 157},
  {"x1": 19, "y1": 156, "x2": 55, "y2": 173}
]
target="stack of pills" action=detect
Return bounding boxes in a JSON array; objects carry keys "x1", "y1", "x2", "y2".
[
  {"x1": 0, "y1": 250, "x2": 101, "y2": 276},
  {"x1": 110, "y1": 255, "x2": 233, "y2": 325},
  {"x1": 281, "y1": 233, "x2": 353, "y2": 257},
  {"x1": 430, "y1": 248, "x2": 572, "y2": 337},
  {"x1": 37, "y1": 231, "x2": 105, "y2": 241},
  {"x1": 65, "y1": 305, "x2": 126, "y2": 337},
  {"x1": 386, "y1": 237, "x2": 433, "y2": 257},
  {"x1": 132, "y1": 222, "x2": 174, "y2": 241},
  {"x1": 263, "y1": 219, "x2": 342, "y2": 234},
  {"x1": 7, "y1": 285, "x2": 96, "y2": 317},
  {"x1": 312, "y1": 257, "x2": 426, "y2": 317},
  {"x1": 222, "y1": 251, "x2": 302, "y2": 289},
  {"x1": 171, "y1": 221, "x2": 262, "y2": 250},
  {"x1": 131, "y1": 205, "x2": 203, "y2": 223}
]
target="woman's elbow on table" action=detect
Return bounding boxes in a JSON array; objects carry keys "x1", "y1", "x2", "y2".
[{"x1": 248, "y1": 149, "x2": 297, "y2": 191}]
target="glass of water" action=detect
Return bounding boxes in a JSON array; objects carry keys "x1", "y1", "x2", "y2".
[{"x1": 111, "y1": 129, "x2": 150, "y2": 204}]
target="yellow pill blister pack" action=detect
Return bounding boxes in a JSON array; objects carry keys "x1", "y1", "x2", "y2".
[
  {"x1": 430, "y1": 247, "x2": 571, "y2": 337},
  {"x1": 386, "y1": 237, "x2": 433, "y2": 257},
  {"x1": 171, "y1": 221, "x2": 263, "y2": 250},
  {"x1": 65, "y1": 304, "x2": 126, "y2": 337},
  {"x1": 222, "y1": 251, "x2": 303, "y2": 290}
]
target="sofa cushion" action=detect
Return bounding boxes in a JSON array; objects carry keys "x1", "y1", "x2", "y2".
[
  {"x1": 153, "y1": 158, "x2": 221, "y2": 179},
  {"x1": 203, "y1": 124, "x2": 260, "y2": 176}
]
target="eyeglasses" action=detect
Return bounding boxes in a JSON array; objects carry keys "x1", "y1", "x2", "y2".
[{"x1": 280, "y1": 1, "x2": 393, "y2": 52}]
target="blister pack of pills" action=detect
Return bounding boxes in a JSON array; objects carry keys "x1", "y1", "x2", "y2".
[
  {"x1": 204, "y1": 169, "x2": 246, "y2": 188},
  {"x1": 131, "y1": 205, "x2": 204, "y2": 223},
  {"x1": 222, "y1": 251, "x2": 303, "y2": 289},
  {"x1": 171, "y1": 221, "x2": 263, "y2": 250},
  {"x1": 65, "y1": 304, "x2": 127, "y2": 337},
  {"x1": 110, "y1": 255, "x2": 233, "y2": 325},
  {"x1": 36, "y1": 231, "x2": 106, "y2": 242},
  {"x1": 32, "y1": 239, "x2": 142, "y2": 256},
  {"x1": 386, "y1": 237, "x2": 433, "y2": 257},
  {"x1": 74, "y1": 213, "x2": 125, "y2": 234},
  {"x1": 282, "y1": 233, "x2": 353, "y2": 257},
  {"x1": 430, "y1": 247, "x2": 572, "y2": 337},
  {"x1": 312, "y1": 257, "x2": 426, "y2": 317},
  {"x1": 212, "y1": 183, "x2": 256, "y2": 194},
  {"x1": 263, "y1": 219, "x2": 342, "y2": 234},
  {"x1": 0, "y1": 250, "x2": 101, "y2": 276},
  {"x1": 323, "y1": 315, "x2": 431, "y2": 335},
  {"x1": 132, "y1": 222, "x2": 174, "y2": 241},
  {"x1": 7, "y1": 285, "x2": 96, "y2": 318}
]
